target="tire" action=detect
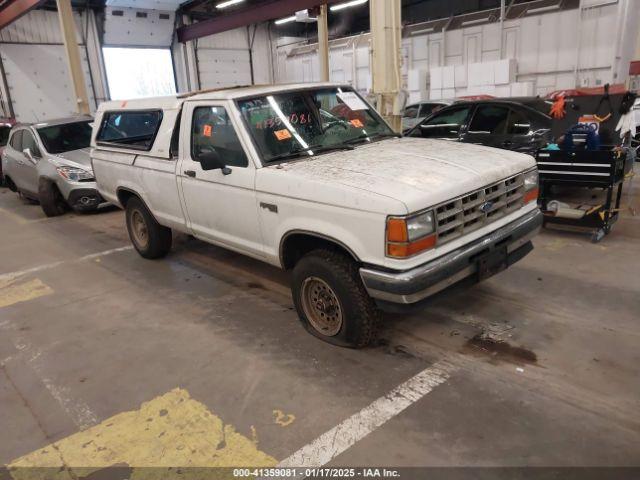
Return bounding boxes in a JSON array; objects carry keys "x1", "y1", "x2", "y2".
[
  {"x1": 38, "y1": 179, "x2": 68, "y2": 217},
  {"x1": 125, "y1": 196, "x2": 172, "y2": 259},
  {"x1": 292, "y1": 249, "x2": 381, "y2": 348},
  {"x1": 4, "y1": 176, "x2": 17, "y2": 192}
]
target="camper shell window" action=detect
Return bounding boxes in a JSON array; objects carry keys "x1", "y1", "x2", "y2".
[{"x1": 97, "y1": 110, "x2": 163, "y2": 151}]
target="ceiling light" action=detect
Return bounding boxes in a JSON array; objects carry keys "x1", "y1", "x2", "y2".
[
  {"x1": 275, "y1": 15, "x2": 296, "y2": 25},
  {"x1": 330, "y1": 0, "x2": 368, "y2": 12},
  {"x1": 526, "y1": 4, "x2": 561, "y2": 14},
  {"x1": 411, "y1": 27, "x2": 434, "y2": 35},
  {"x1": 461, "y1": 17, "x2": 488, "y2": 26},
  {"x1": 215, "y1": 0, "x2": 243, "y2": 9}
]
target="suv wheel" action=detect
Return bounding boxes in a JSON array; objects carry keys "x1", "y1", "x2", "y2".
[
  {"x1": 39, "y1": 179, "x2": 68, "y2": 217},
  {"x1": 125, "y1": 197, "x2": 172, "y2": 259},
  {"x1": 292, "y1": 249, "x2": 381, "y2": 348}
]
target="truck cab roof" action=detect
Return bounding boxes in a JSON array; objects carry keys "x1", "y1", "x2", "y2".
[{"x1": 96, "y1": 82, "x2": 349, "y2": 113}]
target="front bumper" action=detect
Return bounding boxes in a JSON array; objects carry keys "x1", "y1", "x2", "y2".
[
  {"x1": 67, "y1": 188, "x2": 105, "y2": 211},
  {"x1": 359, "y1": 208, "x2": 543, "y2": 306}
]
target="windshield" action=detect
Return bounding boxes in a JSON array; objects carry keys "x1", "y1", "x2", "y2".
[
  {"x1": 0, "y1": 126, "x2": 10, "y2": 146},
  {"x1": 237, "y1": 87, "x2": 395, "y2": 162},
  {"x1": 37, "y1": 121, "x2": 92, "y2": 154}
]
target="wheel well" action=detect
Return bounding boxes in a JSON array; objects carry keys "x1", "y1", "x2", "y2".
[
  {"x1": 39, "y1": 176, "x2": 60, "y2": 191},
  {"x1": 117, "y1": 188, "x2": 138, "y2": 208},
  {"x1": 280, "y1": 232, "x2": 358, "y2": 270}
]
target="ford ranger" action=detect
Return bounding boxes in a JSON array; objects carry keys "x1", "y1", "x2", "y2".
[{"x1": 91, "y1": 83, "x2": 542, "y2": 348}]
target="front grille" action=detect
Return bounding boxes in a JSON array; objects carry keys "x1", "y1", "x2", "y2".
[{"x1": 435, "y1": 173, "x2": 525, "y2": 244}]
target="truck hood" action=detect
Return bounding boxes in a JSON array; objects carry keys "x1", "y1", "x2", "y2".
[
  {"x1": 272, "y1": 137, "x2": 536, "y2": 212},
  {"x1": 51, "y1": 148, "x2": 92, "y2": 170}
]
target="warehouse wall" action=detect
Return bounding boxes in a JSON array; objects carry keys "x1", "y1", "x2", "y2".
[
  {"x1": 0, "y1": 9, "x2": 107, "y2": 122},
  {"x1": 274, "y1": 0, "x2": 640, "y2": 101}
]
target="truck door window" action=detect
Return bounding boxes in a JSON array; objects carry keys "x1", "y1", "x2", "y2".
[
  {"x1": 191, "y1": 106, "x2": 248, "y2": 168},
  {"x1": 409, "y1": 105, "x2": 471, "y2": 138},
  {"x1": 97, "y1": 110, "x2": 163, "y2": 151},
  {"x1": 468, "y1": 105, "x2": 510, "y2": 134}
]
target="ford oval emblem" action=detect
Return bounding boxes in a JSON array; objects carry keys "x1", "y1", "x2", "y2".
[{"x1": 479, "y1": 201, "x2": 494, "y2": 213}]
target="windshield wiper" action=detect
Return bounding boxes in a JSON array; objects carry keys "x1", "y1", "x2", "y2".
[
  {"x1": 345, "y1": 132, "x2": 400, "y2": 145},
  {"x1": 266, "y1": 143, "x2": 354, "y2": 162}
]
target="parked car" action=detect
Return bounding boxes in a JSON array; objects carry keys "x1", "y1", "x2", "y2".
[
  {"x1": 406, "y1": 100, "x2": 552, "y2": 156},
  {"x1": 92, "y1": 83, "x2": 542, "y2": 348},
  {"x1": 0, "y1": 118, "x2": 16, "y2": 185},
  {"x1": 1, "y1": 117, "x2": 104, "y2": 216},
  {"x1": 402, "y1": 101, "x2": 450, "y2": 132}
]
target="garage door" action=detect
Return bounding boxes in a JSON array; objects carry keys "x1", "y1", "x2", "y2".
[
  {"x1": 197, "y1": 48, "x2": 252, "y2": 89},
  {"x1": 0, "y1": 43, "x2": 95, "y2": 123}
]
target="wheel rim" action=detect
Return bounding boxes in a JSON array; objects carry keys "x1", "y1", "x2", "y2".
[
  {"x1": 300, "y1": 276, "x2": 343, "y2": 337},
  {"x1": 130, "y1": 209, "x2": 149, "y2": 249}
]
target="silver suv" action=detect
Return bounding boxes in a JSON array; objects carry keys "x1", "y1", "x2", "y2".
[{"x1": 1, "y1": 117, "x2": 104, "y2": 216}]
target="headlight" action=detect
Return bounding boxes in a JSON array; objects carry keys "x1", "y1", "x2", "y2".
[
  {"x1": 57, "y1": 166, "x2": 95, "y2": 182},
  {"x1": 523, "y1": 168, "x2": 539, "y2": 204},
  {"x1": 406, "y1": 211, "x2": 435, "y2": 241},
  {"x1": 523, "y1": 169, "x2": 538, "y2": 191},
  {"x1": 386, "y1": 210, "x2": 437, "y2": 258}
]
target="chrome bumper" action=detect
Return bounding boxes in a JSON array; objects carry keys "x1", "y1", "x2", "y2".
[{"x1": 359, "y1": 209, "x2": 543, "y2": 305}]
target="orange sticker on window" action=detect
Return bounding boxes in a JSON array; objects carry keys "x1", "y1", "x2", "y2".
[
  {"x1": 203, "y1": 124, "x2": 212, "y2": 137},
  {"x1": 274, "y1": 129, "x2": 292, "y2": 141},
  {"x1": 350, "y1": 119, "x2": 364, "y2": 128}
]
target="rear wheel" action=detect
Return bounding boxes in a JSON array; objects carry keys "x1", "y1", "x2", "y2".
[
  {"x1": 38, "y1": 179, "x2": 68, "y2": 217},
  {"x1": 292, "y1": 249, "x2": 381, "y2": 348},
  {"x1": 125, "y1": 197, "x2": 172, "y2": 259}
]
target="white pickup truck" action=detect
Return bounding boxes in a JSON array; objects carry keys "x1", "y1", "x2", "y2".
[{"x1": 91, "y1": 83, "x2": 542, "y2": 348}]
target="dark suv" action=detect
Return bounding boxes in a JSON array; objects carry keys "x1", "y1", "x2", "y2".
[{"x1": 406, "y1": 100, "x2": 552, "y2": 156}]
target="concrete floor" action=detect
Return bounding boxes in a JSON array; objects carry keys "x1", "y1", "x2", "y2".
[{"x1": 1, "y1": 174, "x2": 639, "y2": 475}]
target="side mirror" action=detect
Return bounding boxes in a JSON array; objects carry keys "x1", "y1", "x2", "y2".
[
  {"x1": 23, "y1": 148, "x2": 39, "y2": 163},
  {"x1": 197, "y1": 150, "x2": 224, "y2": 171},
  {"x1": 196, "y1": 149, "x2": 232, "y2": 175}
]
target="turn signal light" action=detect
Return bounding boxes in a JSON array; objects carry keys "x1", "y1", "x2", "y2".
[
  {"x1": 386, "y1": 218, "x2": 408, "y2": 242},
  {"x1": 387, "y1": 234, "x2": 437, "y2": 258},
  {"x1": 523, "y1": 187, "x2": 539, "y2": 204},
  {"x1": 386, "y1": 212, "x2": 437, "y2": 258}
]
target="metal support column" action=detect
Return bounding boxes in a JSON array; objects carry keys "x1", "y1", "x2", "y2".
[
  {"x1": 318, "y1": 3, "x2": 329, "y2": 82},
  {"x1": 369, "y1": 0, "x2": 402, "y2": 132},
  {"x1": 56, "y1": 0, "x2": 90, "y2": 115}
]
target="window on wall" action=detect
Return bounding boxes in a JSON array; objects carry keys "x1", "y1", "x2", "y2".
[{"x1": 103, "y1": 47, "x2": 176, "y2": 100}]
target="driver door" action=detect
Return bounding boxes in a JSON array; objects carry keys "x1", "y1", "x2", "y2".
[
  {"x1": 178, "y1": 101, "x2": 264, "y2": 258},
  {"x1": 11, "y1": 129, "x2": 41, "y2": 196}
]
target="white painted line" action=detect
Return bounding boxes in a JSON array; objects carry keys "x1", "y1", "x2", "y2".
[
  {"x1": 0, "y1": 245, "x2": 134, "y2": 282},
  {"x1": 275, "y1": 360, "x2": 455, "y2": 472}
]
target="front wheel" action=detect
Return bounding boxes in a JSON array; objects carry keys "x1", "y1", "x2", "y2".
[
  {"x1": 38, "y1": 179, "x2": 68, "y2": 217},
  {"x1": 125, "y1": 197, "x2": 172, "y2": 259},
  {"x1": 292, "y1": 249, "x2": 381, "y2": 348}
]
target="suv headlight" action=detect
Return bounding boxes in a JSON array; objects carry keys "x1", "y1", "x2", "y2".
[
  {"x1": 386, "y1": 210, "x2": 436, "y2": 258},
  {"x1": 57, "y1": 166, "x2": 95, "y2": 182},
  {"x1": 523, "y1": 168, "x2": 539, "y2": 204}
]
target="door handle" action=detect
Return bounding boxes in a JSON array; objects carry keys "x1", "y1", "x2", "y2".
[
  {"x1": 184, "y1": 170, "x2": 196, "y2": 178},
  {"x1": 503, "y1": 140, "x2": 513, "y2": 147}
]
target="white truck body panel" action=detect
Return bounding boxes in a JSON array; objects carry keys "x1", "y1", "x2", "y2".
[{"x1": 91, "y1": 82, "x2": 539, "y2": 272}]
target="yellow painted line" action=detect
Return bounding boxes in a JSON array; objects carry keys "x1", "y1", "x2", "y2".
[
  {"x1": 8, "y1": 388, "x2": 276, "y2": 478},
  {"x1": 273, "y1": 409, "x2": 296, "y2": 427},
  {"x1": 0, "y1": 279, "x2": 53, "y2": 308}
]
